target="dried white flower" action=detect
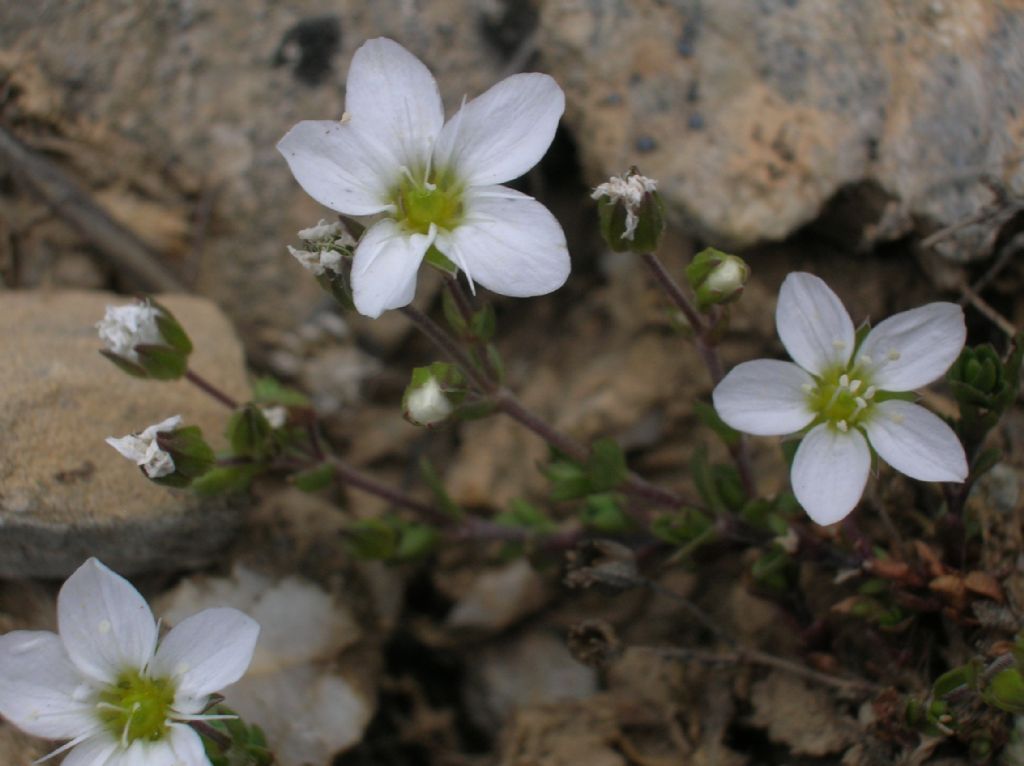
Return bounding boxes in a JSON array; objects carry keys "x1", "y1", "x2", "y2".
[
  {"x1": 96, "y1": 303, "x2": 163, "y2": 363},
  {"x1": 406, "y1": 377, "x2": 453, "y2": 426},
  {"x1": 260, "y1": 405, "x2": 288, "y2": 430},
  {"x1": 105, "y1": 415, "x2": 183, "y2": 479},
  {"x1": 590, "y1": 172, "x2": 658, "y2": 241}
]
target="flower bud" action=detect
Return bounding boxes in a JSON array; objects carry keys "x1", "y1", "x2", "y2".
[
  {"x1": 97, "y1": 299, "x2": 193, "y2": 379},
  {"x1": 106, "y1": 416, "x2": 214, "y2": 487},
  {"x1": 402, "y1": 363, "x2": 465, "y2": 427},
  {"x1": 592, "y1": 168, "x2": 665, "y2": 253},
  {"x1": 685, "y1": 248, "x2": 750, "y2": 310},
  {"x1": 948, "y1": 344, "x2": 1012, "y2": 411}
]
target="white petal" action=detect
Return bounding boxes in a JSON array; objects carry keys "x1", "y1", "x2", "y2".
[
  {"x1": 776, "y1": 272, "x2": 855, "y2": 376},
  {"x1": 277, "y1": 120, "x2": 395, "y2": 216},
  {"x1": 434, "y1": 185, "x2": 569, "y2": 297},
  {"x1": 791, "y1": 423, "x2": 871, "y2": 525},
  {"x1": 433, "y1": 73, "x2": 564, "y2": 186},
  {"x1": 58, "y1": 558, "x2": 157, "y2": 685},
  {"x1": 345, "y1": 37, "x2": 444, "y2": 169},
  {"x1": 351, "y1": 220, "x2": 434, "y2": 318},
  {"x1": 60, "y1": 737, "x2": 119, "y2": 766},
  {"x1": 0, "y1": 631, "x2": 96, "y2": 739},
  {"x1": 864, "y1": 400, "x2": 967, "y2": 482},
  {"x1": 712, "y1": 359, "x2": 816, "y2": 436},
  {"x1": 166, "y1": 723, "x2": 210, "y2": 766},
  {"x1": 104, "y1": 740, "x2": 180, "y2": 766},
  {"x1": 857, "y1": 303, "x2": 966, "y2": 391},
  {"x1": 151, "y1": 608, "x2": 259, "y2": 705}
]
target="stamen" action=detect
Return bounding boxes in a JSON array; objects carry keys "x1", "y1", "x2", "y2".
[
  {"x1": 887, "y1": 349, "x2": 901, "y2": 361},
  {"x1": 800, "y1": 382, "x2": 814, "y2": 394},
  {"x1": 863, "y1": 386, "x2": 876, "y2": 399},
  {"x1": 832, "y1": 339, "x2": 847, "y2": 350},
  {"x1": 839, "y1": 374, "x2": 850, "y2": 388},
  {"x1": 339, "y1": 112, "x2": 352, "y2": 125},
  {"x1": 858, "y1": 354, "x2": 872, "y2": 366},
  {"x1": 855, "y1": 397, "x2": 867, "y2": 410},
  {"x1": 848, "y1": 379, "x2": 862, "y2": 393},
  {"x1": 836, "y1": 420, "x2": 849, "y2": 432}
]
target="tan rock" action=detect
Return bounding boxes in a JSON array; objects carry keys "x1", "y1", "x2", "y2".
[{"x1": 0, "y1": 290, "x2": 249, "y2": 578}]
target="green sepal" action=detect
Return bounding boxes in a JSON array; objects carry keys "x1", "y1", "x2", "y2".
[
  {"x1": 685, "y1": 248, "x2": 750, "y2": 311},
  {"x1": 424, "y1": 245, "x2": 458, "y2": 275},
  {"x1": 546, "y1": 461, "x2": 592, "y2": 502},
  {"x1": 134, "y1": 343, "x2": 189, "y2": 380},
  {"x1": 484, "y1": 343, "x2": 505, "y2": 384},
  {"x1": 471, "y1": 304, "x2": 497, "y2": 342},
  {"x1": 192, "y1": 464, "x2": 261, "y2": 496},
  {"x1": 149, "y1": 299, "x2": 193, "y2": 355},
  {"x1": 290, "y1": 462, "x2": 335, "y2": 492},
  {"x1": 317, "y1": 268, "x2": 356, "y2": 312},
  {"x1": 99, "y1": 349, "x2": 148, "y2": 378},
  {"x1": 441, "y1": 288, "x2": 469, "y2": 336},
  {"x1": 226, "y1": 405, "x2": 275, "y2": 460},
  {"x1": 155, "y1": 426, "x2": 215, "y2": 481}
]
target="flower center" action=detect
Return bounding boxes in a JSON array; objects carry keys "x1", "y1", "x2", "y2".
[
  {"x1": 806, "y1": 369, "x2": 876, "y2": 433},
  {"x1": 97, "y1": 670, "x2": 175, "y2": 744},
  {"x1": 394, "y1": 171, "x2": 463, "y2": 234}
]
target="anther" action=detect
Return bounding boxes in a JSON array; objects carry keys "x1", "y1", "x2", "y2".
[
  {"x1": 839, "y1": 374, "x2": 850, "y2": 387},
  {"x1": 836, "y1": 420, "x2": 849, "y2": 432},
  {"x1": 832, "y1": 339, "x2": 847, "y2": 350},
  {"x1": 848, "y1": 379, "x2": 862, "y2": 393},
  {"x1": 855, "y1": 397, "x2": 867, "y2": 410},
  {"x1": 863, "y1": 386, "x2": 876, "y2": 399},
  {"x1": 858, "y1": 354, "x2": 872, "y2": 366},
  {"x1": 801, "y1": 383, "x2": 814, "y2": 394}
]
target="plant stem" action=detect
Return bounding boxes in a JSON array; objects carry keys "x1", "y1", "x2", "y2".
[
  {"x1": 328, "y1": 457, "x2": 447, "y2": 523},
  {"x1": 640, "y1": 252, "x2": 757, "y2": 498},
  {"x1": 400, "y1": 305, "x2": 494, "y2": 393},
  {"x1": 184, "y1": 369, "x2": 239, "y2": 409}
]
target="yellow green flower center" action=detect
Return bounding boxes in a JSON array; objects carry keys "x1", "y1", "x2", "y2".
[
  {"x1": 806, "y1": 368, "x2": 877, "y2": 433},
  {"x1": 393, "y1": 171, "x2": 463, "y2": 234},
  {"x1": 97, "y1": 670, "x2": 176, "y2": 744}
]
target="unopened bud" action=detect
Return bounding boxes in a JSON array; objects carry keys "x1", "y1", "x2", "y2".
[
  {"x1": 686, "y1": 248, "x2": 750, "y2": 310},
  {"x1": 592, "y1": 168, "x2": 665, "y2": 253},
  {"x1": 97, "y1": 299, "x2": 193, "y2": 380},
  {"x1": 402, "y1": 363, "x2": 464, "y2": 427}
]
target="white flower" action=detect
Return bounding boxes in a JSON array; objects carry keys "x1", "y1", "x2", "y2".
[
  {"x1": 287, "y1": 245, "x2": 345, "y2": 277},
  {"x1": 96, "y1": 303, "x2": 163, "y2": 363},
  {"x1": 0, "y1": 558, "x2": 259, "y2": 766},
  {"x1": 297, "y1": 219, "x2": 347, "y2": 242},
  {"x1": 278, "y1": 37, "x2": 571, "y2": 318},
  {"x1": 590, "y1": 172, "x2": 658, "y2": 241},
  {"x1": 406, "y1": 377, "x2": 453, "y2": 426},
  {"x1": 713, "y1": 272, "x2": 968, "y2": 525},
  {"x1": 105, "y1": 415, "x2": 183, "y2": 479}
]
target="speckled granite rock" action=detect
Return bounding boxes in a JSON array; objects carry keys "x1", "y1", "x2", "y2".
[
  {"x1": 0, "y1": 290, "x2": 249, "y2": 578},
  {"x1": 539, "y1": 0, "x2": 1024, "y2": 258}
]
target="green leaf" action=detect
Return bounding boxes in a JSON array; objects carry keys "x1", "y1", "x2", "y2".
[
  {"x1": 290, "y1": 463, "x2": 335, "y2": 492},
  {"x1": 484, "y1": 343, "x2": 505, "y2": 384},
  {"x1": 985, "y1": 668, "x2": 1024, "y2": 713},
  {"x1": 226, "y1": 405, "x2": 275, "y2": 460},
  {"x1": 651, "y1": 507, "x2": 712, "y2": 545},
  {"x1": 693, "y1": 400, "x2": 740, "y2": 447},
  {"x1": 345, "y1": 518, "x2": 399, "y2": 559},
  {"x1": 251, "y1": 376, "x2": 310, "y2": 407},
  {"x1": 545, "y1": 461, "x2": 592, "y2": 502},
  {"x1": 395, "y1": 523, "x2": 439, "y2": 560},
  {"x1": 418, "y1": 457, "x2": 463, "y2": 519},
  {"x1": 691, "y1": 446, "x2": 726, "y2": 515},
  {"x1": 933, "y1": 663, "x2": 978, "y2": 699},
  {"x1": 471, "y1": 304, "x2": 497, "y2": 342},
  {"x1": 586, "y1": 438, "x2": 628, "y2": 492},
  {"x1": 581, "y1": 493, "x2": 631, "y2": 534},
  {"x1": 494, "y1": 499, "x2": 556, "y2": 532}
]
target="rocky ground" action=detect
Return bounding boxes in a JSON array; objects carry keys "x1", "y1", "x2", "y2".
[{"x1": 2, "y1": 1, "x2": 1024, "y2": 765}]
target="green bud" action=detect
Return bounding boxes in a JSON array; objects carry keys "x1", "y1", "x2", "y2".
[
  {"x1": 686, "y1": 248, "x2": 750, "y2": 310},
  {"x1": 152, "y1": 426, "x2": 215, "y2": 487},
  {"x1": 592, "y1": 167, "x2": 665, "y2": 253}
]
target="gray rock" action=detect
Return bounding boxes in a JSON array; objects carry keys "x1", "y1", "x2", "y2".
[
  {"x1": 0, "y1": 1, "x2": 516, "y2": 336},
  {"x1": 539, "y1": 0, "x2": 1024, "y2": 258},
  {"x1": 0, "y1": 290, "x2": 249, "y2": 578}
]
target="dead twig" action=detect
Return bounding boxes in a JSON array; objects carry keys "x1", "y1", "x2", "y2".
[{"x1": 0, "y1": 125, "x2": 186, "y2": 292}]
